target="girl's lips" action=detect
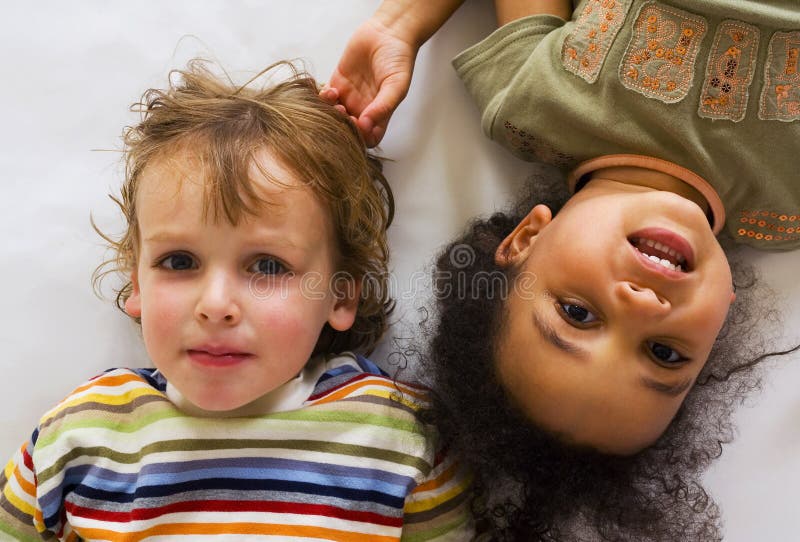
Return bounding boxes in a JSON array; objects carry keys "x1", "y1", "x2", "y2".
[
  {"x1": 628, "y1": 227, "x2": 696, "y2": 271},
  {"x1": 187, "y1": 349, "x2": 252, "y2": 367}
]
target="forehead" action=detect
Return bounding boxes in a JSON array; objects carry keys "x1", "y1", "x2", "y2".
[
  {"x1": 136, "y1": 144, "x2": 325, "y2": 224},
  {"x1": 498, "y1": 341, "x2": 688, "y2": 454}
]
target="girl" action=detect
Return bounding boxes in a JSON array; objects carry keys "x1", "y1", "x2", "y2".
[{"x1": 327, "y1": 0, "x2": 800, "y2": 539}]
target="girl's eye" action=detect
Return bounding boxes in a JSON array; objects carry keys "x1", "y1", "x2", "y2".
[
  {"x1": 559, "y1": 302, "x2": 598, "y2": 325},
  {"x1": 249, "y1": 257, "x2": 287, "y2": 276},
  {"x1": 158, "y1": 253, "x2": 196, "y2": 271},
  {"x1": 647, "y1": 341, "x2": 687, "y2": 365}
]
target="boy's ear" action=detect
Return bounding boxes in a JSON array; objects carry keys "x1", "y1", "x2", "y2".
[
  {"x1": 327, "y1": 276, "x2": 361, "y2": 331},
  {"x1": 495, "y1": 204, "x2": 552, "y2": 268},
  {"x1": 124, "y1": 269, "x2": 142, "y2": 318}
]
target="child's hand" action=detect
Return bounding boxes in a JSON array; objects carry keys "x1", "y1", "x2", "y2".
[{"x1": 325, "y1": 17, "x2": 417, "y2": 147}]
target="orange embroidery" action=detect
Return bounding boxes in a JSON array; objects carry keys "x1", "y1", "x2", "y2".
[
  {"x1": 759, "y1": 31, "x2": 800, "y2": 121},
  {"x1": 698, "y1": 20, "x2": 759, "y2": 122},
  {"x1": 562, "y1": 0, "x2": 633, "y2": 83},
  {"x1": 502, "y1": 121, "x2": 575, "y2": 167},
  {"x1": 619, "y1": 2, "x2": 707, "y2": 103},
  {"x1": 736, "y1": 210, "x2": 800, "y2": 243}
]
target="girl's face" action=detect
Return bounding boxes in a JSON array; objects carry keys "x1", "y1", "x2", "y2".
[
  {"x1": 124, "y1": 147, "x2": 357, "y2": 412},
  {"x1": 494, "y1": 175, "x2": 734, "y2": 455}
]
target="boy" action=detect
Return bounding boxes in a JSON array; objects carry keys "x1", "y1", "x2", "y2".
[{"x1": 0, "y1": 60, "x2": 472, "y2": 541}]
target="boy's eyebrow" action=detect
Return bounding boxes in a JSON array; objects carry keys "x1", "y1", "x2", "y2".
[
  {"x1": 143, "y1": 229, "x2": 302, "y2": 248},
  {"x1": 531, "y1": 311, "x2": 693, "y2": 398},
  {"x1": 143, "y1": 231, "x2": 186, "y2": 242}
]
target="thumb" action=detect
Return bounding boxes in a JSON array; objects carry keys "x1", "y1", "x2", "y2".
[{"x1": 359, "y1": 77, "x2": 409, "y2": 146}]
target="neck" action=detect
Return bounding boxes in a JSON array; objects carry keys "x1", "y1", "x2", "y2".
[{"x1": 587, "y1": 166, "x2": 710, "y2": 214}]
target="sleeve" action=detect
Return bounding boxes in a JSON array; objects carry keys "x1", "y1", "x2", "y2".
[
  {"x1": 452, "y1": 14, "x2": 567, "y2": 142},
  {"x1": 0, "y1": 433, "x2": 56, "y2": 541},
  {"x1": 400, "y1": 444, "x2": 474, "y2": 542}
]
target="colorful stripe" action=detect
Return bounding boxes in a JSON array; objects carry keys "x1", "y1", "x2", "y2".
[{"x1": 0, "y1": 363, "x2": 473, "y2": 540}]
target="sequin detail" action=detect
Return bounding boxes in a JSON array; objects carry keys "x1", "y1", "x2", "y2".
[
  {"x1": 503, "y1": 121, "x2": 575, "y2": 167},
  {"x1": 698, "y1": 20, "x2": 759, "y2": 122},
  {"x1": 562, "y1": 0, "x2": 633, "y2": 83},
  {"x1": 737, "y1": 210, "x2": 800, "y2": 242},
  {"x1": 759, "y1": 31, "x2": 800, "y2": 121},
  {"x1": 619, "y1": 1, "x2": 707, "y2": 103}
]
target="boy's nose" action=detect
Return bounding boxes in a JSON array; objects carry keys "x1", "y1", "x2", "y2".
[
  {"x1": 195, "y1": 273, "x2": 241, "y2": 325},
  {"x1": 614, "y1": 281, "x2": 670, "y2": 318}
]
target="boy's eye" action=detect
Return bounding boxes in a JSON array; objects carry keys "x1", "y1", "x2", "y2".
[
  {"x1": 249, "y1": 257, "x2": 287, "y2": 276},
  {"x1": 647, "y1": 341, "x2": 687, "y2": 365},
  {"x1": 158, "y1": 253, "x2": 196, "y2": 271},
  {"x1": 559, "y1": 302, "x2": 598, "y2": 325}
]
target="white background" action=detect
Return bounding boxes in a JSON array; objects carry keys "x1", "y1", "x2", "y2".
[{"x1": 0, "y1": 2, "x2": 798, "y2": 540}]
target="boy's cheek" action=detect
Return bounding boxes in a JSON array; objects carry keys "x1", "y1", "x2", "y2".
[
  {"x1": 140, "y1": 285, "x2": 186, "y2": 326},
  {"x1": 252, "y1": 298, "x2": 328, "y2": 342}
]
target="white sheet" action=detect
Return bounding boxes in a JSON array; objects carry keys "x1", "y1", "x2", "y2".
[{"x1": 1, "y1": 2, "x2": 797, "y2": 540}]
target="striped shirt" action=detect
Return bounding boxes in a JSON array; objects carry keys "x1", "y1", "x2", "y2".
[{"x1": 0, "y1": 355, "x2": 473, "y2": 541}]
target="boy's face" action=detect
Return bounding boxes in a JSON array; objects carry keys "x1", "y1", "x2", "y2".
[
  {"x1": 494, "y1": 177, "x2": 734, "y2": 455},
  {"x1": 124, "y1": 147, "x2": 357, "y2": 411}
]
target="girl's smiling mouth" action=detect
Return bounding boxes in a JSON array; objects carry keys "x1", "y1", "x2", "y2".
[{"x1": 628, "y1": 228, "x2": 695, "y2": 274}]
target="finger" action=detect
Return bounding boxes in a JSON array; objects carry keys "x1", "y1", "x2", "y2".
[
  {"x1": 357, "y1": 116, "x2": 378, "y2": 147},
  {"x1": 319, "y1": 87, "x2": 339, "y2": 104},
  {"x1": 370, "y1": 124, "x2": 386, "y2": 146},
  {"x1": 361, "y1": 77, "x2": 409, "y2": 131}
]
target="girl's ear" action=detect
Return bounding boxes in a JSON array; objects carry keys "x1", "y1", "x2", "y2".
[
  {"x1": 327, "y1": 277, "x2": 361, "y2": 331},
  {"x1": 495, "y1": 204, "x2": 552, "y2": 268},
  {"x1": 124, "y1": 269, "x2": 142, "y2": 318}
]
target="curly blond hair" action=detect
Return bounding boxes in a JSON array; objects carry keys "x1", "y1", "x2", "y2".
[{"x1": 95, "y1": 59, "x2": 394, "y2": 353}]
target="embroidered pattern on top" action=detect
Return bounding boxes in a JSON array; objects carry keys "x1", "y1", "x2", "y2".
[
  {"x1": 619, "y1": 2, "x2": 707, "y2": 103},
  {"x1": 502, "y1": 121, "x2": 575, "y2": 168},
  {"x1": 562, "y1": 0, "x2": 633, "y2": 83},
  {"x1": 698, "y1": 20, "x2": 759, "y2": 122},
  {"x1": 759, "y1": 31, "x2": 800, "y2": 121},
  {"x1": 737, "y1": 209, "x2": 800, "y2": 242}
]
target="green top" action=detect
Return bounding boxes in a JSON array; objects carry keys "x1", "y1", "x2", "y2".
[{"x1": 454, "y1": 0, "x2": 800, "y2": 249}]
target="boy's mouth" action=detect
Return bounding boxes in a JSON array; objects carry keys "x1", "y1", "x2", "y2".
[
  {"x1": 628, "y1": 228, "x2": 694, "y2": 273},
  {"x1": 188, "y1": 345, "x2": 253, "y2": 367}
]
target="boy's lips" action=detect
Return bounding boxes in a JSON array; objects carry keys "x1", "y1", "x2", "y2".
[{"x1": 187, "y1": 345, "x2": 253, "y2": 367}]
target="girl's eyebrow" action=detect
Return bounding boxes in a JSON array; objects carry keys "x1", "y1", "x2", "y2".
[
  {"x1": 639, "y1": 376, "x2": 693, "y2": 397},
  {"x1": 533, "y1": 310, "x2": 693, "y2": 398},
  {"x1": 531, "y1": 311, "x2": 589, "y2": 359}
]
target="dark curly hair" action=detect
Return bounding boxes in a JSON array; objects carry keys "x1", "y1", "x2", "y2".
[{"x1": 421, "y1": 172, "x2": 797, "y2": 541}]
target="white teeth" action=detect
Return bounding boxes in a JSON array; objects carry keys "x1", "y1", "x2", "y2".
[
  {"x1": 646, "y1": 253, "x2": 679, "y2": 271},
  {"x1": 634, "y1": 237, "x2": 688, "y2": 269}
]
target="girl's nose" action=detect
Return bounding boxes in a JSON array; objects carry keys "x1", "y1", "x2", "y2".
[
  {"x1": 195, "y1": 272, "x2": 241, "y2": 325},
  {"x1": 614, "y1": 281, "x2": 671, "y2": 318}
]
